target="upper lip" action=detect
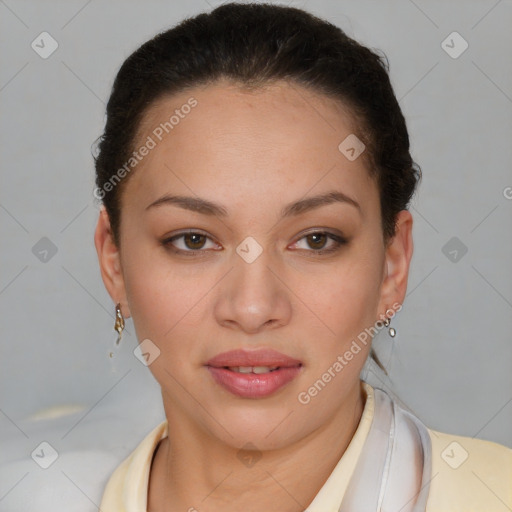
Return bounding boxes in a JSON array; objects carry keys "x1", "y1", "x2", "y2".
[{"x1": 205, "y1": 349, "x2": 302, "y2": 368}]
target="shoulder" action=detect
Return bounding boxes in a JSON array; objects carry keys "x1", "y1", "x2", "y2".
[
  {"x1": 426, "y1": 428, "x2": 512, "y2": 511},
  {"x1": 99, "y1": 420, "x2": 168, "y2": 512},
  {"x1": 99, "y1": 453, "x2": 132, "y2": 512}
]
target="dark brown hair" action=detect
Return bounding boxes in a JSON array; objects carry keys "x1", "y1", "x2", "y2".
[{"x1": 93, "y1": 2, "x2": 422, "y2": 373}]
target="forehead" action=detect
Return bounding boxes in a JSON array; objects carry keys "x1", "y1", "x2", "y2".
[
  {"x1": 124, "y1": 79, "x2": 377, "y2": 216},
  {"x1": 137, "y1": 78, "x2": 361, "y2": 146}
]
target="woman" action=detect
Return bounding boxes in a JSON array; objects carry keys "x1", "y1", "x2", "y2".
[{"x1": 93, "y1": 3, "x2": 511, "y2": 511}]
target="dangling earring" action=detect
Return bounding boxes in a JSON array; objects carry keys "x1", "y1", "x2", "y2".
[
  {"x1": 383, "y1": 317, "x2": 396, "y2": 338},
  {"x1": 114, "y1": 303, "x2": 125, "y2": 345}
]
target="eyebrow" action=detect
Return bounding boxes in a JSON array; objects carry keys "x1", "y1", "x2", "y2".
[{"x1": 145, "y1": 190, "x2": 361, "y2": 218}]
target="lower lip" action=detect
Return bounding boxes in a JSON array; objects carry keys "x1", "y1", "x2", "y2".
[{"x1": 206, "y1": 366, "x2": 302, "y2": 398}]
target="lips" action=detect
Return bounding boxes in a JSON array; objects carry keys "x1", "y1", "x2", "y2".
[
  {"x1": 205, "y1": 348, "x2": 302, "y2": 368},
  {"x1": 205, "y1": 349, "x2": 303, "y2": 399}
]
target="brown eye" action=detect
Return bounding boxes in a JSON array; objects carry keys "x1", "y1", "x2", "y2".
[
  {"x1": 182, "y1": 233, "x2": 207, "y2": 250},
  {"x1": 306, "y1": 233, "x2": 328, "y2": 250},
  {"x1": 162, "y1": 230, "x2": 346, "y2": 257},
  {"x1": 292, "y1": 231, "x2": 347, "y2": 255},
  {"x1": 162, "y1": 230, "x2": 218, "y2": 255}
]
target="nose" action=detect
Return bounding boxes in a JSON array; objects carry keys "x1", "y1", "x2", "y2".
[{"x1": 213, "y1": 245, "x2": 293, "y2": 335}]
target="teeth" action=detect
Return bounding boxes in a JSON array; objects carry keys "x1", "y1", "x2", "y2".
[
  {"x1": 229, "y1": 366, "x2": 279, "y2": 374},
  {"x1": 253, "y1": 366, "x2": 274, "y2": 374}
]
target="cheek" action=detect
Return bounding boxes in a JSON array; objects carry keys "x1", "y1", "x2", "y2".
[
  {"x1": 296, "y1": 269, "x2": 380, "y2": 407},
  {"x1": 306, "y1": 255, "x2": 382, "y2": 330},
  {"x1": 121, "y1": 254, "x2": 207, "y2": 394},
  {"x1": 121, "y1": 245, "x2": 203, "y2": 341},
  {"x1": 296, "y1": 249, "x2": 383, "y2": 371}
]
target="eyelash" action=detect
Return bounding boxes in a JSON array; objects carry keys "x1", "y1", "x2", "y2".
[{"x1": 161, "y1": 229, "x2": 347, "y2": 257}]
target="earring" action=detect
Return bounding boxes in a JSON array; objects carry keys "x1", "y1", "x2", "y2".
[
  {"x1": 383, "y1": 317, "x2": 396, "y2": 338},
  {"x1": 114, "y1": 303, "x2": 125, "y2": 345}
]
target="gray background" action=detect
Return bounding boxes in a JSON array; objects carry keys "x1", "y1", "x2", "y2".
[{"x1": 1, "y1": 0, "x2": 511, "y2": 510}]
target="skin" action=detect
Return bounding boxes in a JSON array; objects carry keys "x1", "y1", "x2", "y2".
[{"x1": 95, "y1": 78, "x2": 413, "y2": 512}]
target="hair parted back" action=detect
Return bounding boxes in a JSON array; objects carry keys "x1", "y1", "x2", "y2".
[{"x1": 93, "y1": 1, "x2": 422, "y2": 374}]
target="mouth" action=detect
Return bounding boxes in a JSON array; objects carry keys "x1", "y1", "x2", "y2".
[
  {"x1": 205, "y1": 349, "x2": 303, "y2": 398},
  {"x1": 205, "y1": 348, "x2": 302, "y2": 369},
  {"x1": 220, "y1": 365, "x2": 284, "y2": 374}
]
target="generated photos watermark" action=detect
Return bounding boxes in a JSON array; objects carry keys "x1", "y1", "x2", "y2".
[
  {"x1": 297, "y1": 301, "x2": 402, "y2": 405},
  {"x1": 93, "y1": 97, "x2": 198, "y2": 201}
]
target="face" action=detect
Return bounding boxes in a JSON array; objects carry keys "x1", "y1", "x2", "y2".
[{"x1": 95, "y1": 79, "x2": 413, "y2": 450}]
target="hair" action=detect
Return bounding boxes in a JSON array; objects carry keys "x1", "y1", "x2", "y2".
[{"x1": 93, "y1": 2, "x2": 422, "y2": 373}]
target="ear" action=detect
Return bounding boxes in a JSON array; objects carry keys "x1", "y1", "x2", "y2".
[
  {"x1": 94, "y1": 206, "x2": 131, "y2": 319},
  {"x1": 376, "y1": 209, "x2": 414, "y2": 320}
]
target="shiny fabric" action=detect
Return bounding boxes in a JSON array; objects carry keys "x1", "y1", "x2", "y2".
[{"x1": 339, "y1": 388, "x2": 432, "y2": 512}]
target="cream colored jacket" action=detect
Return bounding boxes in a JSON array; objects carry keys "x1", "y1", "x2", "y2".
[{"x1": 99, "y1": 383, "x2": 512, "y2": 511}]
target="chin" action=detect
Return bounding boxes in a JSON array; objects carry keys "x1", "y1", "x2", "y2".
[{"x1": 201, "y1": 400, "x2": 308, "y2": 450}]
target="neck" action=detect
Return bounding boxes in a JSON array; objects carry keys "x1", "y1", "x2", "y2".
[{"x1": 149, "y1": 380, "x2": 366, "y2": 512}]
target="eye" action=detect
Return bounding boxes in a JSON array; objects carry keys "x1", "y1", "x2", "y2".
[
  {"x1": 162, "y1": 230, "x2": 219, "y2": 255},
  {"x1": 291, "y1": 231, "x2": 347, "y2": 255},
  {"x1": 162, "y1": 229, "x2": 347, "y2": 257}
]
